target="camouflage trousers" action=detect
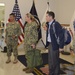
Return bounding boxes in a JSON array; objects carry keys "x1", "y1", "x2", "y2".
[
  {"x1": 25, "y1": 45, "x2": 43, "y2": 68},
  {"x1": 7, "y1": 37, "x2": 18, "y2": 57}
]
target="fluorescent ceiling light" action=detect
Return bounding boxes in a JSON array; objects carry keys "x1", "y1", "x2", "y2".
[{"x1": 0, "y1": 3, "x2": 5, "y2": 6}]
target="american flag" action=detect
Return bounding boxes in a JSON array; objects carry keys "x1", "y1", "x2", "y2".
[{"x1": 8, "y1": 0, "x2": 24, "y2": 45}]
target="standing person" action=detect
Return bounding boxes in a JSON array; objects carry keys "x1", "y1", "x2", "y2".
[
  {"x1": 23, "y1": 13, "x2": 39, "y2": 73},
  {"x1": 5, "y1": 13, "x2": 21, "y2": 64},
  {"x1": 45, "y1": 11, "x2": 64, "y2": 75}
]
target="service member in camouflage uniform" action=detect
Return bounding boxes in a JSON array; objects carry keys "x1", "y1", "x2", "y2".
[
  {"x1": 5, "y1": 13, "x2": 21, "y2": 64},
  {"x1": 23, "y1": 13, "x2": 38, "y2": 73}
]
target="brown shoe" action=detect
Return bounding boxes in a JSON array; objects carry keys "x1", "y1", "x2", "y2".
[
  {"x1": 23, "y1": 67, "x2": 29, "y2": 71},
  {"x1": 25, "y1": 68, "x2": 34, "y2": 73},
  {"x1": 6, "y1": 59, "x2": 11, "y2": 64}
]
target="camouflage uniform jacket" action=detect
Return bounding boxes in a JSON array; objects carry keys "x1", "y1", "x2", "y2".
[
  {"x1": 5, "y1": 21, "x2": 21, "y2": 43},
  {"x1": 24, "y1": 21, "x2": 38, "y2": 46}
]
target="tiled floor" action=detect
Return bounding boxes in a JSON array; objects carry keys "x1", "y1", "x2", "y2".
[
  {"x1": 0, "y1": 50, "x2": 33, "y2": 75},
  {"x1": 0, "y1": 41, "x2": 75, "y2": 75}
]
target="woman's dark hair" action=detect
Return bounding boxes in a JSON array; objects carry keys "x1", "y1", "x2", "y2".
[{"x1": 46, "y1": 11, "x2": 55, "y2": 19}]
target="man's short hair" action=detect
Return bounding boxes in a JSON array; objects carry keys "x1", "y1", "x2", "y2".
[
  {"x1": 46, "y1": 11, "x2": 55, "y2": 19},
  {"x1": 10, "y1": 13, "x2": 15, "y2": 17}
]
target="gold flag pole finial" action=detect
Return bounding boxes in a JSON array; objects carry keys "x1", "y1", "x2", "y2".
[
  {"x1": 33, "y1": 0, "x2": 35, "y2": 3},
  {"x1": 15, "y1": 0, "x2": 18, "y2": 3},
  {"x1": 47, "y1": 0, "x2": 50, "y2": 11}
]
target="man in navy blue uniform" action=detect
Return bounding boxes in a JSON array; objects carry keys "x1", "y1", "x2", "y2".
[{"x1": 45, "y1": 11, "x2": 64, "y2": 75}]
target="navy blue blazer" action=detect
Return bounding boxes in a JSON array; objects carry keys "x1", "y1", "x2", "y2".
[{"x1": 45, "y1": 20, "x2": 64, "y2": 50}]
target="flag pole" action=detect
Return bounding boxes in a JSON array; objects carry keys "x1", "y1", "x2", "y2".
[
  {"x1": 15, "y1": 0, "x2": 18, "y2": 3},
  {"x1": 33, "y1": 0, "x2": 35, "y2": 2},
  {"x1": 47, "y1": 0, "x2": 50, "y2": 11},
  {"x1": 33, "y1": 0, "x2": 35, "y2": 3}
]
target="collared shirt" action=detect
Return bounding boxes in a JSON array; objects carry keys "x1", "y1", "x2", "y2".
[{"x1": 47, "y1": 20, "x2": 54, "y2": 42}]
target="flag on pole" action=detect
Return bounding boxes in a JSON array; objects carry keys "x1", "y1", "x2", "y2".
[
  {"x1": 41, "y1": 2, "x2": 51, "y2": 45},
  {"x1": 70, "y1": 11, "x2": 75, "y2": 35},
  {"x1": 8, "y1": 0, "x2": 24, "y2": 45},
  {"x1": 30, "y1": 0, "x2": 41, "y2": 41},
  {"x1": 70, "y1": 11, "x2": 75, "y2": 47}
]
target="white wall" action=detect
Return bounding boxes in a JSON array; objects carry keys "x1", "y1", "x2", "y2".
[
  {"x1": 0, "y1": 0, "x2": 75, "y2": 24},
  {"x1": 0, "y1": 6, "x2": 5, "y2": 21},
  {"x1": 0, "y1": 0, "x2": 57, "y2": 24},
  {"x1": 57, "y1": 0, "x2": 75, "y2": 24}
]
